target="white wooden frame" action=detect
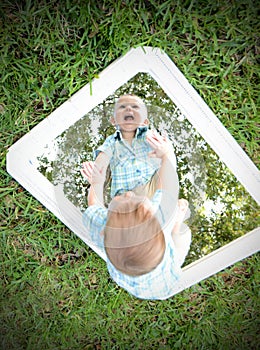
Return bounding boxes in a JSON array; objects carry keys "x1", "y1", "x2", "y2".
[{"x1": 6, "y1": 47, "x2": 260, "y2": 295}]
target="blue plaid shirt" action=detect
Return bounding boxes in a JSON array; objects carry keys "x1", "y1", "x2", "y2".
[
  {"x1": 95, "y1": 127, "x2": 161, "y2": 197},
  {"x1": 82, "y1": 190, "x2": 181, "y2": 300}
]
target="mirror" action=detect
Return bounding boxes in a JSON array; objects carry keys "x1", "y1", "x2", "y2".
[
  {"x1": 7, "y1": 47, "x2": 260, "y2": 295},
  {"x1": 37, "y1": 72, "x2": 259, "y2": 266}
]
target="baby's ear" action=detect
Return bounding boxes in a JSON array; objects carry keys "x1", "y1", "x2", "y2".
[
  {"x1": 144, "y1": 119, "x2": 149, "y2": 125},
  {"x1": 110, "y1": 117, "x2": 116, "y2": 125}
]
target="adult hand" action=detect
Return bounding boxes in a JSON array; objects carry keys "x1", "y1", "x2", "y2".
[
  {"x1": 146, "y1": 130, "x2": 174, "y2": 159},
  {"x1": 81, "y1": 161, "x2": 106, "y2": 185}
]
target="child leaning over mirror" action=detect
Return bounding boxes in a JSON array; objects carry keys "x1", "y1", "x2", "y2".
[
  {"x1": 82, "y1": 131, "x2": 191, "y2": 300},
  {"x1": 81, "y1": 94, "x2": 177, "y2": 199}
]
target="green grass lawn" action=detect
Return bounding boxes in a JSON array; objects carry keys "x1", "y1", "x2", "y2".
[{"x1": 1, "y1": 0, "x2": 259, "y2": 349}]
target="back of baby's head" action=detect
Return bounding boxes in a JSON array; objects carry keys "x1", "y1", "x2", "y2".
[{"x1": 104, "y1": 196, "x2": 165, "y2": 276}]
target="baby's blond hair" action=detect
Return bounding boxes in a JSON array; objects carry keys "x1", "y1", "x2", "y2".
[{"x1": 104, "y1": 195, "x2": 165, "y2": 276}]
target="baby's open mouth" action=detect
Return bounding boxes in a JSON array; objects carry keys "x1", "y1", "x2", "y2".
[{"x1": 124, "y1": 115, "x2": 134, "y2": 121}]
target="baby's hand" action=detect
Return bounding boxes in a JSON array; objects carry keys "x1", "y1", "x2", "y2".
[
  {"x1": 81, "y1": 161, "x2": 106, "y2": 185},
  {"x1": 146, "y1": 130, "x2": 174, "y2": 159}
]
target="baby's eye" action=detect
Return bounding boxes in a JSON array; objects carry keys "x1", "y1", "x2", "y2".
[
  {"x1": 119, "y1": 104, "x2": 125, "y2": 109},
  {"x1": 132, "y1": 105, "x2": 139, "y2": 109}
]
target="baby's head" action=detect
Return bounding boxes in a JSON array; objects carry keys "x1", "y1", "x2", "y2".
[
  {"x1": 104, "y1": 192, "x2": 165, "y2": 276},
  {"x1": 111, "y1": 94, "x2": 148, "y2": 133}
]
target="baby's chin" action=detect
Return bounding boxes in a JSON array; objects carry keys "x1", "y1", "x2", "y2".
[
  {"x1": 119, "y1": 124, "x2": 138, "y2": 132},
  {"x1": 119, "y1": 121, "x2": 145, "y2": 129}
]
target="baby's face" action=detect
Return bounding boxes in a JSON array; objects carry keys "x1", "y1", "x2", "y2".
[{"x1": 112, "y1": 96, "x2": 148, "y2": 132}]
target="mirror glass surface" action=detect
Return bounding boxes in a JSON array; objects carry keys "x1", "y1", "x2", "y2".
[{"x1": 37, "y1": 73, "x2": 260, "y2": 265}]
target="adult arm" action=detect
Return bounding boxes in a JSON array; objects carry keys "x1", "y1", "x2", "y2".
[
  {"x1": 146, "y1": 131, "x2": 179, "y2": 200},
  {"x1": 81, "y1": 161, "x2": 106, "y2": 207}
]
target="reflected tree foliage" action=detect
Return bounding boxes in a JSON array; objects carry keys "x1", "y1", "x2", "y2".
[{"x1": 37, "y1": 73, "x2": 260, "y2": 263}]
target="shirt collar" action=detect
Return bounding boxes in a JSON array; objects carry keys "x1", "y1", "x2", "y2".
[{"x1": 114, "y1": 126, "x2": 148, "y2": 141}]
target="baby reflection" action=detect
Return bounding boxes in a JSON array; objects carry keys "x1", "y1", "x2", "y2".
[{"x1": 81, "y1": 95, "x2": 191, "y2": 300}]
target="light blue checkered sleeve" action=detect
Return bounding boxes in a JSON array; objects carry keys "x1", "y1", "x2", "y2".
[
  {"x1": 93, "y1": 135, "x2": 115, "y2": 159},
  {"x1": 151, "y1": 189, "x2": 163, "y2": 207},
  {"x1": 82, "y1": 205, "x2": 107, "y2": 249}
]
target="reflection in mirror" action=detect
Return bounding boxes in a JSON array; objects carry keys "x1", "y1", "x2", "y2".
[{"x1": 37, "y1": 72, "x2": 260, "y2": 265}]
